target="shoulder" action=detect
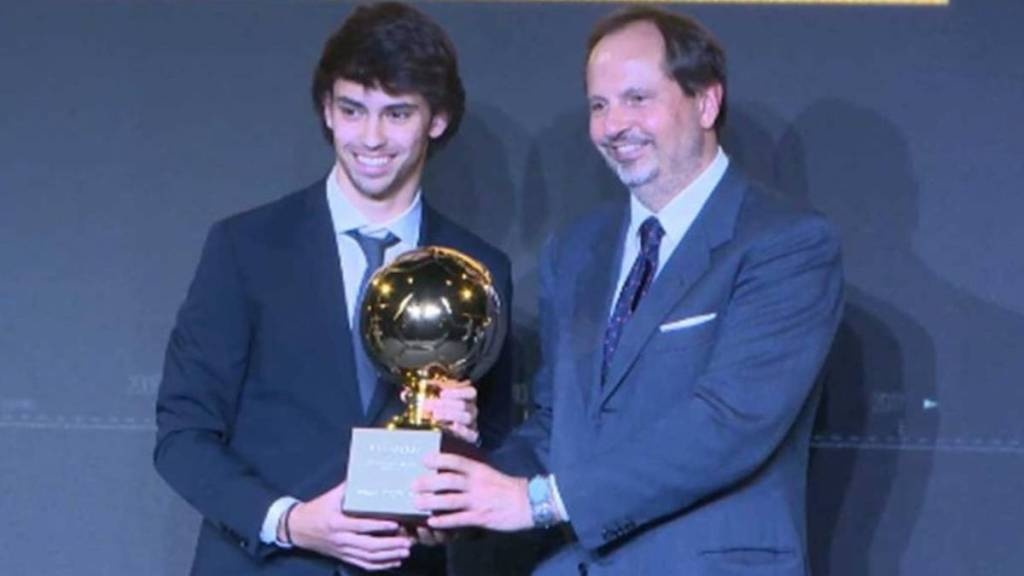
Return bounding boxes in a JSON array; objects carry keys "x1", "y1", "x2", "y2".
[
  {"x1": 733, "y1": 176, "x2": 839, "y2": 251},
  {"x1": 544, "y1": 200, "x2": 624, "y2": 263},
  {"x1": 215, "y1": 180, "x2": 324, "y2": 235},
  {"x1": 425, "y1": 206, "x2": 511, "y2": 281},
  {"x1": 724, "y1": 177, "x2": 841, "y2": 275}
]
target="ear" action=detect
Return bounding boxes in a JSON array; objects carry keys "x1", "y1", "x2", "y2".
[
  {"x1": 322, "y1": 95, "x2": 334, "y2": 131},
  {"x1": 697, "y1": 82, "x2": 723, "y2": 130},
  {"x1": 428, "y1": 112, "x2": 450, "y2": 140}
]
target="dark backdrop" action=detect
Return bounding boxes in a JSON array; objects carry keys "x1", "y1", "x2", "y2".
[{"x1": 2, "y1": 1, "x2": 1022, "y2": 574}]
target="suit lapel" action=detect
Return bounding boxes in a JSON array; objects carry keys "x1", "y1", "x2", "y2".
[
  {"x1": 297, "y1": 182, "x2": 365, "y2": 424},
  {"x1": 574, "y1": 204, "x2": 629, "y2": 411},
  {"x1": 599, "y1": 167, "x2": 747, "y2": 406}
]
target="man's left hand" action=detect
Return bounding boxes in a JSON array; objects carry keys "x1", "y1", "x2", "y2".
[{"x1": 412, "y1": 453, "x2": 532, "y2": 532}]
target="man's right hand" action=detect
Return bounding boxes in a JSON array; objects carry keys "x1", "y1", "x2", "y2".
[{"x1": 286, "y1": 481, "x2": 414, "y2": 572}]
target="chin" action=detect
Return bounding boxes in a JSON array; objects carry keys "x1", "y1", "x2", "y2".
[{"x1": 617, "y1": 167, "x2": 658, "y2": 189}]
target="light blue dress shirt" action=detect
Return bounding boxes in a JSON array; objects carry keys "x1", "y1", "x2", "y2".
[{"x1": 259, "y1": 166, "x2": 423, "y2": 546}]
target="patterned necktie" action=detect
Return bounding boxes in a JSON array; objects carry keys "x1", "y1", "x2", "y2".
[
  {"x1": 347, "y1": 231, "x2": 399, "y2": 412},
  {"x1": 602, "y1": 216, "x2": 665, "y2": 382}
]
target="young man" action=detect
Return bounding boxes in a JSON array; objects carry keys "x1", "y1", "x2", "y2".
[
  {"x1": 415, "y1": 7, "x2": 843, "y2": 575},
  {"x1": 154, "y1": 3, "x2": 513, "y2": 574}
]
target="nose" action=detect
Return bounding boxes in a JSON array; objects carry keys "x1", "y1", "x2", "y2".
[
  {"x1": 360, "y1": 115, "x2": 386, "y2": 149},
  {"x1": 599, "y1": 104, "x2": 630, "y2": 141}
]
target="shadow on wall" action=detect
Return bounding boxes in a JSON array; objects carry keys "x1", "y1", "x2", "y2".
[
  {"x1": 725, "y1": 98, "x2": 1024, "y2": 575},
  {"x1": 728, "y1": 100, "x2": 940, "y2": 576}
]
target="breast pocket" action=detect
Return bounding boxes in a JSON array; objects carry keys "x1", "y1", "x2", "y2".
[{"x1": 647, "y1": 317, "x2": 719, "y2": 352}]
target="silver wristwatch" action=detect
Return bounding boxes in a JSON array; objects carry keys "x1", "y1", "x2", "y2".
[{"x1": 527, "y1": 475, "x2": 558, "y2": 528}]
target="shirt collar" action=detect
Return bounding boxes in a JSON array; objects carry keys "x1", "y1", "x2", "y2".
[
  {"x1": 627, "y1": 146, "x2": 729, "y2": 245},
  {"x1": 325, "y1": 164, "x2": 423, "y2": 245}
]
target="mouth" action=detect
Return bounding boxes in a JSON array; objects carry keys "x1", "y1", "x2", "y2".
[
  {"x1": 351, "y1": 151, "x2": 396, "y2": 175},
  {"x1": 604, "y1": 139, "x2": 651, "y2": 163}
]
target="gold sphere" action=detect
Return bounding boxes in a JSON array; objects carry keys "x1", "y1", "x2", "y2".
[{"x1": 360, "y1": 246, "x2": 505, "y2": 386}]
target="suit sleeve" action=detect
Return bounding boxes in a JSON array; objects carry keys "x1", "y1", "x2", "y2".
[
  {"x1": 476, "y1": 252, "x2": 517, "y2": 452},
  {"x1": 487, "y1": 238, "x2": 557, "y2": 477},
  {"x1": 556, "y1": 216, "x2": 844, "y2": 551},
  {"x1": 153, "y1": 221, "x2": 279, "y2": 558}
]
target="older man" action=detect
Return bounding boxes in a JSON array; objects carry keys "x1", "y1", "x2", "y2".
[{"x1": 415, "y1": 7, "x2": 843, "y2": 575}]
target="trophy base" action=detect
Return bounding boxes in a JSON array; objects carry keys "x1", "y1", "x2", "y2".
[
  {"x1": 343, "y1": 428, "x2": 441, "y2": 522},
  {"x1": 342, "y1": 428, "x2": 485, "y2": 523}
]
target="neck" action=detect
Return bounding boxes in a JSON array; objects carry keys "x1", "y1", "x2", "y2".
[
  {"x1": 635, "y1": 140, "x2": 718, "y2": 213},
  {"x1": 335, "y1": 172, "x2": 419, "y2": 225}
]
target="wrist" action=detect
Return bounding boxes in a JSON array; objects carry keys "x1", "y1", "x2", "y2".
[
  {"x1": 527, "y1": 475, "x2": 559, "y2": 529},
  {"x1": 262, "y1": 496, "x2": 301, "y2": 547},
  {"x1": 278, "y1": 501, "x2": 302, "y2": 547}
]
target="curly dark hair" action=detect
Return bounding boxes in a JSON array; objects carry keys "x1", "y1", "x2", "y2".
[
  {"x1": 312, "y1": 2, "x2": 465, "y2": 147},
  {"x1": 588, "y1": 6, "x2": 728, "y2": 133}
]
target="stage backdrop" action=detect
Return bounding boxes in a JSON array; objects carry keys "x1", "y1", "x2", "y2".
[{"x1": 2, "y1": 1, "x2": 1022, "y2": 574}]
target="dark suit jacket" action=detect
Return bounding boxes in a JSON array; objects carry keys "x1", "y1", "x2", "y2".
[
  {"x1": 154, "y1": 180, "x2": 514, "y2": 576},
  {"x1": 494, "y1": 167, "x2": 843, "y2": 575}
]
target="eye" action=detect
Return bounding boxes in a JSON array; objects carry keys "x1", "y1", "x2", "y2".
[
  {"x1": 338, "y1": 104, "x2": 362, "y2": 118},
  {"x1": 387, "y1": 108, "x2": 414, "y2": 122},
  {"x1": 627, "y1": 93, "x2": 649, "y2": 106},
  {"x1": 589, "y1": 100, "x2": 606, "y2": 115}
]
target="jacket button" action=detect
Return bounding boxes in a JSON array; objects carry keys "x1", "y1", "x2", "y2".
[{"x1": 577, "y1": 561, "x2": 588, "y2": 575}]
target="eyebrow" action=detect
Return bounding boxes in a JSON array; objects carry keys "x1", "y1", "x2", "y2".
[
  {"x1": 383, "y1": 103, "x2": 418, "y2": 113},
  {"x1": 332, "y1": 96, "x2": 419, "y2": 113},
  {"x1": 334, "y1": 96, "x2": 366, "y2": 109}
]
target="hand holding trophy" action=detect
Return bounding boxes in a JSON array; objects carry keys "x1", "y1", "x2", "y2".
[{"x1": 343, "y1": 246, "x2": 506, "y2": 522}]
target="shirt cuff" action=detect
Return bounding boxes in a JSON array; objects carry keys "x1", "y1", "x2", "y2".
[
  {"x1": 548, "y1": 475, "x2": 570, "y2": 522},
  {"x1": 260, "y1": 496, "x2": 301, "y2": 547}
]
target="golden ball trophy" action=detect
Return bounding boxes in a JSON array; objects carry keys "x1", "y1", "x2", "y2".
[{"x1": 342, "y1": 246, "x2": 505, "y2": 521}]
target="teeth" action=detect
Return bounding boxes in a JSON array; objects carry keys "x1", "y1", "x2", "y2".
[
  {"x1": 609, "y1": 142, "x2": 646, "y2": 159},
  {"x1": 355, "y1": 154, "x2": 390, "y2": 167}
]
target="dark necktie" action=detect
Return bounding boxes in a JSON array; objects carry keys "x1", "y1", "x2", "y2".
[
  {"x1": 347, "y1": 230, "x2": 399, "y2": 412},
  {"x1": 602, "y1": 216, "x2": 665, "y2": 382}
]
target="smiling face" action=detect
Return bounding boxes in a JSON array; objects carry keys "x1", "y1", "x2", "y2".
[
  {"x1": 323, "y1": 78, "x2": 448, "y2": 215},
  {"x1": 586, "y1": 21, "x2": 721, "y2": 211}
]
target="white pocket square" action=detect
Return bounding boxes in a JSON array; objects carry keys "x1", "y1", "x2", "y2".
[{"x1": 659, "y1": 313, "x2": 717, "y2": 333}]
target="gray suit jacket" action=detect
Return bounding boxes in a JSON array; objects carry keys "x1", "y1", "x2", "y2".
[{"x1": 494, "y1": 167, "x2": 843, "y2": 575}]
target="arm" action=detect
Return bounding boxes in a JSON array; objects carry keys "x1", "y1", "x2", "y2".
[
  {"x1": 476, "y1": 254, "x2": 518, "y2": 452},
  {"x1": 414, "y1": 216, "x2": 843, "y2": 542},
  {"x1": 486, "y1": 239, "x2": 559, "y2": 478},
  {"x1": 153, "y1": 221, "x2": 280, "y2": 556},
  {"x1": 153, "y1": 222, "x2": 415, "y2": 569}
]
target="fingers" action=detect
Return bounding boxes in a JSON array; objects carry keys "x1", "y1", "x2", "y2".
[
  {"x1": 426, "y1": 510, "x2": 478, "y2": 530},
  {"x1": 338, "y1": 539, "x2": 409, "y2": 571},
  {"x1": 414, "y1": 526, "x2": 448, "y2": 546},
  {"x1": 332, "y1": 515, "x2": 402, "y2": 535},
  {"x1": 334, "y1": 531, "x2": 414, "y2": 554},
  {"x1": 447, "y1": 422, "x2": 480, "y2": 445},
  {"x1": 423, "y1": 452, "x2": 476, "y2": 473},
  {"x1": 344, "y1": 557, "x2": 403, "y2": 572},
  {"x1": 413, "y1": 470, "x2": 469, "y2": 493},
  {"x1": 334, "y1": 528, "x2": 414, "y2": 571},
  {"x1": 437, "y1": 384, "x2": 476, "y2": 399},
  {"x1": 425, "y1": 378, "x2": 473, "y2": 391},
  {"x1": 414, "y1": 491, "x2": 470, "y2": 514},
  {"x1": 423, "y1": 399, "x2": 476, "y2": 425}
]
